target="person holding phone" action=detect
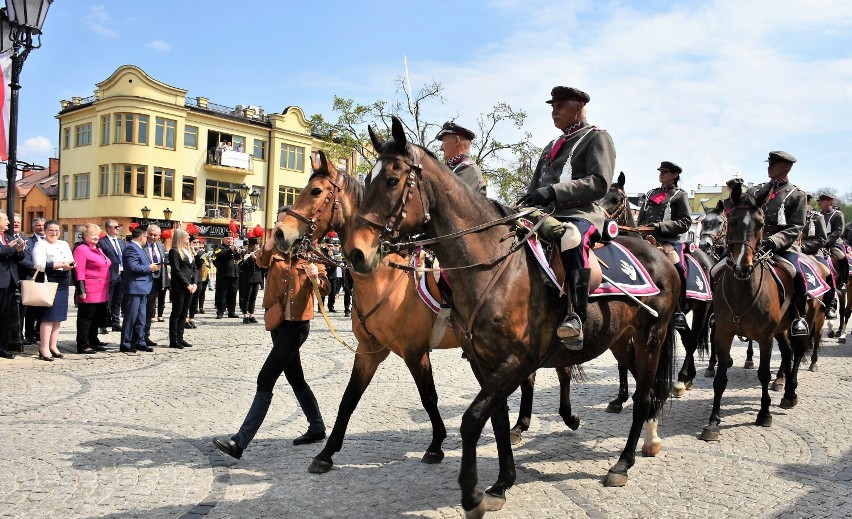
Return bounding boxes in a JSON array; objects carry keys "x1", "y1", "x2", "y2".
[
  {"x1": 31, "y1": 220, "x2": 76, "y2": 361},
  {"x1": 0, "y1": 212, "x2": 26, "y2": 359}
]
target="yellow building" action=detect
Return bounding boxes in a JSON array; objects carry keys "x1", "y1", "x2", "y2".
[{"x1": 57, "y1": 65, "x2": 352, "y2": 246}]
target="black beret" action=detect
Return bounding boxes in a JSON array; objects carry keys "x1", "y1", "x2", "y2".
[
  {"x1": 546, "y1": 86, "x2": 590, "y2": 104},
  {"x1": 435, "y1": 121, "x2": 475, "y2": 141},
  {"x1": 817, "y1": 193, "x2": 834, "y2": 201},
  {"x1": 766, "y1": 151, "x2": 797, "y2": 163},
  {"x1": 247, "y1": 238, "x2": 259, "y2": 245},
  {"x1": 657, "y1": 161, "x2": 682, "y2": 174}
]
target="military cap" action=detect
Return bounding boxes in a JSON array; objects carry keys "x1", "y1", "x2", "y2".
[
  {"x1": 817, "y1": 193, "x2": 834, "y2": 201},
  {"x1": 657, "y1": 161, "x2": 683, "y2": 174},
  {"x1": 546, "y1": 86, "x2": 590, "y2": 104},
  {"x1": 247, "y1": 238, "x2": 259, "y2": 245},
  {"x1": 435, "y1": 121, "x2": 475, "y2": 141},
  {"x1": 766, "y1": 151, "x2": 797, "y2": 163}
]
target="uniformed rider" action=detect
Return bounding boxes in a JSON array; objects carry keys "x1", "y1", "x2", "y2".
[
  {"x1": 524, "y1": 86, "x2": 615, "y2": 350},
  {"x1": 750, "y1": 151, "x2": 809, "y2": 336},
  {"x1": 818, "y1": 193, "x2": 849, "y2": 301},
  {"x1": 801, "y1": 194, "x2": 828, "y2": 256},
  {"x1": 435, "y1": 122, "x2": 487, "y2": 195},
  {"x1": 637, "y1": 161, "x2": 693, "y2": 331}
]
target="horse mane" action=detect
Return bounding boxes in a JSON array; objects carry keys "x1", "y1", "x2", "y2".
[{"x1": 309, "y1": 166, "x2": 364, "y2": 207}]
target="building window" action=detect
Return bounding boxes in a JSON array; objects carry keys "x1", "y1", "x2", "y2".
[
  {"x1": 155, "y1": 117, "x2": 177, "y2": 149},
  {"x1": 114, "y1": 113, "x2": 149, "y2": 144},
  {"x1": 113, "y1": 164, "x2": 147, "y2": 196},
  {"x1": 253, "y1": 139, "x2": 266, "y2": 160},
  {"x1": 62, "y1": 128, "x2": 70, "y2": 149},
  {"x1": 99, "y1": 165, "x2": 109, "y2": 196},
  {"x1": 153, "y1": 167, "x2": 174, "y2": 199},
  {"x1": 73, "y1": 173, "x2": 90, "y2": 199},
  {"x1": 182, "y1": 176, "x2": 196, "y2": 202},
  {"x1": 75, "y1": 123, "x2": 92, "y2": 147},
  {"x1": 278, "y1": 185, "x2": 301, "y2": 208},
  {"x1": 231, "y1": 135, "x2": 246, "y2": 153},
  {"x1": 184, "y1": 125, "x2": 198, "y2": 148},
  {"x1": 62, "y1": 175, "x2": 69, "y2": 199},
  {"x1": 205, "y1": 180, "x2": 246, "y2": 219},
  {"x1": 101, "y1": 116, "x2": 110, "y2": 145},
  {"x1": 280, "y1": 144, "x2": 305, "y2": 171}
]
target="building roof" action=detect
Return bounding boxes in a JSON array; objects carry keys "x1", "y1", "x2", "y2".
[{"x1": 0, "y1": 158, "x2": 59, "y2": 199}]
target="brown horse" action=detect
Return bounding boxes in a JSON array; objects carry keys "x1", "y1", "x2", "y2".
[
  {"x1": 346, "y1": 117, "x2": 678, "y2": 517},
  {"x1": 701, "y1": 182, "x2": 823, "y2": 441},
  {"x1": 274, "y1": 151, "x2": 576, "y2": 475},
  {"x1": 599, "y1": 172, "x2": 713, "y2": 411},
  {"x1": 826, "y1": 252, "x2": 850, "y2": 345}
]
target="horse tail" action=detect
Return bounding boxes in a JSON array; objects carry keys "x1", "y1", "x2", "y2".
[
  {"x1": 696, "y1": 313, "x2": 712, "y2": 359},
  {"x1": 653, "y1": 317, "x2": 677, "y2": 410},
  {"x1": 570, "y1": 364, "x2": 586, "y2": 384}
]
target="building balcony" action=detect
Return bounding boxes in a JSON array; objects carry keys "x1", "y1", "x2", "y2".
[
  {"x1": 205, "y1": 147, "x2": 252, "y2": 175},
  {"x1": 200, "y1": 203, "x2": 234, "y2": 224}
]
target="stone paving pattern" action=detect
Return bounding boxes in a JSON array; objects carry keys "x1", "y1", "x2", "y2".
[{"x1": 2, "y1": 289, "x2": 851, "y2": 518}]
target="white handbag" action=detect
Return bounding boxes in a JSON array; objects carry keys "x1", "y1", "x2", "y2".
[{"x1": 21, "y1": 273, "x2": 59, "y2": 307}]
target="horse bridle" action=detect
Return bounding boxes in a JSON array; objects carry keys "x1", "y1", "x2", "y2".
[
  {"x1": 284, "y1": 175, "x2": 344, "y2": 261},
  {"x1": 603, "y1": 187, "x2": 628, "y2": 224},
  {"x1": 700, "y1": 213, "x2": 727, "y2": 259}
]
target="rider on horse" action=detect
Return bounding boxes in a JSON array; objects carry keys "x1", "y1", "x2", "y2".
[
  {"x1": 524, "y1": 86, "x2": 615, "y2": 350},
  {"x1": 637, "y1": 161, "x2": 693, "y2": 331},
  {"x1": 435, "y1": 121, "x2": 487, "y2": 195},
  {"x1": 750, "y1": 151, "x2": 810, "y2": 336},
  {"x1": 818, "y1": 193, "x2": 848, "y2": 317}
]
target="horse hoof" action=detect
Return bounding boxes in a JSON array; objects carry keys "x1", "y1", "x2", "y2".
[
  {"x1": 828, "y1": 330, "x2": 836, "y2": 338},
  {"x1": 808, "y1": 363, "x2": 818, "y2": 373},
  {"x1": 780, "y1": 397, "x2": 798, "y2": 409},
  {"x1": 704, "y1": 367, "x2": 716, "y2": 378},
  {"x1": 743, "y1": 360, "x2": 755, "y2": 369},
  {"x1": 565, "y1": 414, "x2": 581, "y2": 431},
  {"x1": 421, "y1": 450, "x2": 444, "y2": 464},
  {"x1": 307, "y1": 458, "x2": 333, "y2": 474},
  {"x1": 464, "y1": 500, "x2": 487, "y2": 519},
  {"x1": 672, "y1": 383, "x2": 686, "y2": 398},
  {"x1": 509, "y1": 429, "x2": 524, "y2": 446},
  {"x1": 756, "y1": 414, "x2": 773, "y2": 427},
  {"x1": 482, "y1": 492, "x2": 506, "y2": 512},
  {"x1": 603, "y1": 469, "x2": 628, "y2": 487},
  {"x1": 771, "y1": 380, "x2": 785, "y2": 392},
  {"x1": 700, "y1": 426, "x2": 720, "y2": 442},
  {"x1": 641, "y1": 440, "x2": 663, "y2": 457},
  {"x1": 605, "y1": 402, "x2": 623, "y2": 414}
]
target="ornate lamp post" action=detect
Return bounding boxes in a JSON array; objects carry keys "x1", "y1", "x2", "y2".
[
  {"x1": 1, "y1": 0, "x2": 53, "y2": 220},
  {"x1": 163, "y1": 207, "x2": 172, "y2": 222},
  {"x1": 140, "y1": 205, "x2": 151, "y2": 226}
]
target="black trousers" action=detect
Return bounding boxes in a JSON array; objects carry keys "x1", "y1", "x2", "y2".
[
  {"x1": 0, "y1": 284, "x2": 17, "y2": 350},
  {"x1": 145, "y1": 281, "x2": 167, "y2": 339},
  {"x1": 76, "y1": 302, "x2": 107, "y2": 350},
  {"x1": 342, "y1": 270, "x2": 353, "y2": 311},
  {"x1": 257, "y1": 320, "x2": 311, "y2": 393},
  {"x1": 107, "y1": 278, "x2": 123, "y2": 328},
  {"x1": 169, "y1": 285, "x2": 192, "y2": 342},
  {"x1": 215, "y1": 276, "x2": 238, "y2": 315},
  {"x1": 239, "y1": 280, "x2": 260, "y2": 314},
  {"x1": 197, "y1": 280, "x2": 209, "y2": 310},
  {"x1": 326, "y1": 277, "x2": 340, "y2": 310}
]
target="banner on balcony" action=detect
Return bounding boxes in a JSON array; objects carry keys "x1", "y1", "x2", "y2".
[
  {"x1": 221, "y1": 150, "x2": 250, "y2": 169},
  {"x1": 0, "y1": 52, "x2": 11, "y2": 161}
]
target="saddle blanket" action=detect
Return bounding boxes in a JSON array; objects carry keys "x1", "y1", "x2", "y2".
[
  {"x1": 413, "y1": 252, "x2": 443, "y2": 314},
  {"x1": 590, "y1": 241, "x2": 660, "y2": 298},
  {"x1": 684, "y1": 254, "x2": 712, "y2": 301},
  {"x1": 774, "y1": 252, "x2": 831, "y2": 298}
]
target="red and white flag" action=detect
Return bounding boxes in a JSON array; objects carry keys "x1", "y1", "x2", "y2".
[{"x1": 0, "y1": 51, "x2": 11, "y2": 161}]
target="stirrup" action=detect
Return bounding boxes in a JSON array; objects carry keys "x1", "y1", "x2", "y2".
[
  {"x1": 557, "y1": 315, "x2": 584, "y2": 351},
  {"x1": 839, "y1": 283, "x2": 847, "y2": 294},
  {"x1": 673, "y1": 312, "x2": 689, "y2": 331},
  {"x1": 790, "y1": 318, "x2": 809, "y2": 337}
]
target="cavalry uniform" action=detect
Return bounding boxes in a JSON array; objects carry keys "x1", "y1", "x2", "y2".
[
  {"x1": 525, "y1": 86, "x2": 616, "y2": 349},
  {"x1": 801, "y1": 208, "x2": 828, "y2": 255},
  {"x1": 820, "y1": 198, "x2": 848, "y2": 292},
  {"x1": 435, "y1": 122, "x2": 487, "y2": 195},
  {"x1": 637, "y1": 161, "x2": 693, "y2": 329}
]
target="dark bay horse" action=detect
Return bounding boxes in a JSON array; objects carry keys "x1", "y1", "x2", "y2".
[
  {"x1": 599, "y1": 173, "x2": 713, "y2": 412},
  {"x1": 701, "y1": 183, "x2": 823, "y2": 441},
  {"x1": 275, "y1": 151, "x2": 576, "y2": 475},
  {"x1": 346, "y1": 118, "x2": 678, "y2": 517},
  {"x1": 825, "y1": 251, "x2": 850, "y2": 345}
]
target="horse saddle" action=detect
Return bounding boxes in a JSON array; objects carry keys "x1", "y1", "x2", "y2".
[{"x1": 773, "y1": 252, "x2": 831, "y2": 298}]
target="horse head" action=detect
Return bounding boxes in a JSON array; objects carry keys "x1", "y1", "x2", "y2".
[
  {"x1": 699, "y1": 200, "x2": 726, "y2": 256},
  {"x1": 726, "y1": 182, "x2": 766, "y2": 280},
  {"x1": 600, "y1": 171, "x2": 635, "y2": 226},
  {"x1": 347, "y1": 116, "x2": 435, "y2": 274},
  {"x1": 276, "y1": 149, "x2": 361, "y2": 253}
]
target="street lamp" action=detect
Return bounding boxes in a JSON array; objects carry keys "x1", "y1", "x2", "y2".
[
  {"x1": 163, "y1": 207, "x2": 172, "y2": 221},
  {"x1": 1, "y1": 0, "x2": 53, "y2": 221},
  {"x1": 140, "y1": 205, "x2": 151, "y2": 225}
]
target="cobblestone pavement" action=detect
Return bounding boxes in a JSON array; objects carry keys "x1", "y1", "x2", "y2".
[{"x1": 2, "y1": 290, "x2": 851, "y2": 518}]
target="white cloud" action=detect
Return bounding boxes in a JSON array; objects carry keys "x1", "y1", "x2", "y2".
[
  {"x1": 18, "y1": 136, "x2": 54, "y2": 163},
  {"x1": 146, "y1": 40, "x2": 171, "y2": 52},
  {"x1": 83, "y1": 5, "x2": 119, "y2": 38}
]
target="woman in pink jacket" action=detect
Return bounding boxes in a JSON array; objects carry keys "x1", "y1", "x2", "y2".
[{"x1": 73, "y1": 223, "x2": 112, "y2": 354}]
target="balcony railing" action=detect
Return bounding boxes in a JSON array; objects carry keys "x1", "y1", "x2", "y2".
[
  {"x1": 206, "y1": 147, "x2": 252, "y2": 170},
  {"x1": 186, "y1": 97, "x2": 269, "y2": 123},
  {"x1": 202, "y1": 204, "x2": 232, "y2": 220}
]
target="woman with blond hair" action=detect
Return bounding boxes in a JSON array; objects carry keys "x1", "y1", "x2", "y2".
[
  {"x1": 168, "y1": 228, "x2": 198, "y2": 349},
  {"x1": 73, "y1": 223, "x2": 112, "y2": 354}
]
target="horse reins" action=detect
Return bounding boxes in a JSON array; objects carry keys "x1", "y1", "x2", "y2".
[{"x1": 286, "y1": 176, "x2": 343, "y2": 257}]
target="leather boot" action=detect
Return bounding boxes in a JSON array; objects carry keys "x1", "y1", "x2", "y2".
[
  {"x1": 229, "y1": 391, "x2": 274, "y2": 453},
  {"x1": 791, "y1": 278, "x2": 809, "y2": 337},
  {"x1": 293, "y1": 387, "x2": 326, "y2": 445},
  {"x1": 826, "y1": 289, "x2": 838, "y2": 319},
  {"x1": 557, "y1": 268, "x2": 590, "y2": 351},
  {"x1": 673, "y1": 261, "x2": 689, "y2": 331}
]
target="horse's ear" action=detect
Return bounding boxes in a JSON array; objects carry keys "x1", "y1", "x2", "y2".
[
  {"x1": 714, "y1": 200, "x2": 724, "y2": 213},
  {"x1": 617, "y1": 171, "x2": 625, "y2": 188},
  {"x1": 368, "y1": 125, "x2": 384, "y2": 152},
  {"x1": 752, "y1": 184, "x2": 771, "y2": 207},
  {"x1": 391, "y1": 116, "x2": 408, "y2": 149},
  {"x1": 311, "y1": 151, "x2": 324, "y2": 174},
  {"x1": 731, "y1": 182, "x2": 743, "y2": 205}
]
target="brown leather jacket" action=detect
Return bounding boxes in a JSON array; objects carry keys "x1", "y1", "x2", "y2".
[{"x1": 255, "y1": 248, "x2": 330, "y2": 321}]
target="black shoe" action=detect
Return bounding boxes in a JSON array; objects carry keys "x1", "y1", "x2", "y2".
[
  {"x1": 186, "y1": 321, "x2": 197, "y2": 329},
  {"x1": 119, "y1": 347, "x2": 136, "y2": 353},
  {"x1": 99, "y1": 327, "x2": 109, "y2": 335},
  {"x1": 292, "y1": 429, "x2": 326, "y2": 446},
  {"x1": 197, "y1": 309, "x2": 206, "y2": 314},
  {"x1": 112, "y1": 326, "x2": 122, "y2": 332},
  {"x1": 169, "y1": 342, "x2": 184, "y2": 349},
  {"x1": 0, "y1": 348, "x2": 16, "y2": 359},
  {"x1": 50, "y1": 351, "x2": 65, "y2": 359},
  {"x1": 180, "y1": 340, "x2": 193, "y2": 348},
  {"x1": 212, "y1": 438, "x2": 243, "y2": 459},
  {"x1": 37, "y1": 352, "x2": 53, "y2": 361},
  {"x1": 78, "y1": 347, "x2": 96, "y2": 354},
  {"x1": 328, "y1": 309, "x2": 337, "y2": 313},
  {"x1": 673, "y1": 312, "x2": 689, "y2": 331},
  {"x1": 136, "y1": 345, "x2": 154, "y2": 352},
  {"x1": 145, "y1": 339, "x2": 158, "y2": 347},
  {"x1": 216, "y1": 314, "x2": 224, "y2": 319},
  {"x1": 243, "y1": 317, "x2": 250, "y2": 324},
  {"x1": 92, "y1": 345, "x2": 108, "y2": 352},
  {"x1": 791, "y1": 318, "x2": 809, "y2": 337},
  {"x1": 228, "y1": 313, "x2": 238, "y2": 318},
  {"x1": 23, "y1": 337, "x2": 36, "y2": 345},
  {"x1": 343, "y1": 310, "x2": 350, "y2": 317},
  {"x1": 249, "y1": 317, "x2": 258, "y2": 324}
]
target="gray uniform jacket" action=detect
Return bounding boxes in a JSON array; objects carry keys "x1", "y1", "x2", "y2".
[
  {"x1": 821, "y1": 208, "x2": 844, "y2": 248},
  {"x1": 748, "y1": 181, "x2": 806, "y2": 253},
  {"x1": 843, "y1": 222, "x2": 852, "y2": 246},
  {"x1": 637, "y1": 187, "x2": 692, "y2": 243},
  {"x1": 448, "y1": 154, "x2": 487, "y2": 195},
  {"x1": 802, "y1": 210, "x2": 828, "y2": 255},
  {"x1": 526, "y1": 119, "x2": 615, "y2": 230}
]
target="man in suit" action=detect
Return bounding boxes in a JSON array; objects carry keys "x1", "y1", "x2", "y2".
[
  {"x1": 0, "y1": 212, "x2": 26, "y2": 359},
  {"x1": 144, "y1": 225, "x2": 170, "y2": 346},
  {"x1": 121, "y1": 226, "x2": 159, "y2": 352},
  {"x1": 212, "y1": 235, "x2": 239, "y2": 318},
  {"x1": 99, "y1": 219, "x2": 126, "y2": 333},
  {"x1": 19, "y1": 217, "x2": 46, "y2": 344}
]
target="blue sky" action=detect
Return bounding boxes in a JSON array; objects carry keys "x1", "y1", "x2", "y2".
[{"x1": 12, "y1": 0, "x2": 852, "y2": 196}]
